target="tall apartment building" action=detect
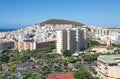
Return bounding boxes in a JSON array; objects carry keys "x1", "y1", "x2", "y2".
[
  {"x1": 56, "y1": 29, "x2": 87, "y2": 54},
  {"x1": 56, "y1": 30, "x2": 67, "y2": 54},
  {"x1": 97, "y1": 54, "x2": 120, "y2": 79}
]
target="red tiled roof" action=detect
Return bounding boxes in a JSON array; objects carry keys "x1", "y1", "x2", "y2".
[{"x1": 46, "y1": 73, "x2": 75, "y2": 79}]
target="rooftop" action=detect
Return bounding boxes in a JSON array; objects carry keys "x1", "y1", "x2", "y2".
[
  {"x1": 98, "y1": 54, "x2": 120, "y2": 64},
  {"x1": 46, "y1": 73, "x2": 75, "y2": 79},
  {"x1": 0, "y1": 40, "x2": 14, "y2": 44},
  {"x1": 37, "y1": 38, "x2": 56, "y2": 43}
]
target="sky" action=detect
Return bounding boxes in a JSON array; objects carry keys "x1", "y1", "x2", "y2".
[{"x1": 0, "y1": 0, "x2": 120, "y2": 29}]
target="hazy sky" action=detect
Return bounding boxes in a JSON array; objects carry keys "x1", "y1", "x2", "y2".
[{"x1": 0, "y1": 0, "x2": 120, "y2": 28}]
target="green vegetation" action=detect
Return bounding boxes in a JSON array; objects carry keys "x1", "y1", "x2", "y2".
[
  {"x1": 21, "y1": 70, "x2": 39, "y2": 79},
  {"x1": 61, "y1": 49, "x2": 71, "y2": 58},
  {"x1": 88, "y1": 66, "x2": 97, "y2": 75},
  {"x1": 0, "y1": 46, "x2": 57, "y2": 79},
  {"x1": 61, "y1": 57, "x2": 76, "y2": 64},
  {"x1": 79, "y1": 52, "x2": 115, "y2": 64},
  {"x1": 62, "y1": 59, "x2": 67, "y2": 64},
  {"x1": 67, "y1": 57, "x2": 76, "y2": 63},
  {"x1": 89, "y1": 39, "x2": 106, "y2": 47},
  {"x1": 9, "y1": 64, "x2": 16, "y2": 74},
  {"x1": 112, "y1": 43, "x2": 120, "y2": 48},
  {"x1": 80, "y1": 53, "x2": 99, "y2": 64},
  {"x1": 0, "y1": 44, "x2": 105, "y2": 79},
  {"x1": 89, "y1": 40, "x2": 101, "y2": 47},
  {"x1": 74, "y1": 68, "x2": 91, "y2": 79},
  {"x1": 0, "y1": 46, "x2": 56, "y2": 63},
  {"x1": 0, "y1": 53, "x2": 10, "y2": 63}
]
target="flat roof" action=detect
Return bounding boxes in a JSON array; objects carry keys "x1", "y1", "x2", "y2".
[
  {"x1": 98, "y1": 54, "x2": 120, "y2": 64},
  {"x1": 0, "y1": 40, "x2": 14, "y2": 44},
  {"x1": 37, "y1": 38, "x2": 56, "y2": 43}
]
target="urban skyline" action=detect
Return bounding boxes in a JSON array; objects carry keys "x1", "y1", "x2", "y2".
[
  {"x1": 0, "y1": 16, "x2": 120, "y2": 79},
  {"x1": 0, "y1": 0, "x2": 120, "y2": 29}
]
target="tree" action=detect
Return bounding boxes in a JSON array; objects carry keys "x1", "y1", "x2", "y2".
[
  {"x1": 10, "y1": 53, "x2": 22, "y2": 62},
  {"x1": 0, "y1": 65, "x2": 2, "y2": 73},
  {"x1": 89, "y1": 39, "x2": 106, "y2": 47},
  {"x1": 9, "y1": 64, "x2": 16, "y2": 74},
  {"x1": 27, "y1": 74, "x2": 39, "y2": 79},
  {"x1": 61, "y1": 49, "x2": 71, "y2": 58},
  {"x1": 67, "y1": 57, "x2": 76, "y2": 63},
  {"x1": 88, "y1": 66, "x2": 97, "y2": 75},
  {"x1": 74, "y1": 68, "x2": 91, "y2": 79},
  {"x1": 81, "y1": 53, "x2": 96, "y2": 64},
  {"x1": 62, "y1": 59, "x2": 67, "y2": 64},
  {"x1": 0, "y1": 73, "x2": 8, "y2": 79},
  {"x1": 112, "y1": 44, "x2": 120, "y2": 48},
  {"x1": 22, "y1": 70, "x2": 29, "y2": 79},
  {"x1": 0, "y1": 54, "x2": 10, "y2": 63}
]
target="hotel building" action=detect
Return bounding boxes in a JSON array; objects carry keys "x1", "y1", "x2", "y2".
[
  {"x1": 97, "y1": 54, "x2": 120, "y2": 79},
  {"x1": 56, "y1": 29, "x2": 87, "y2": 54}
]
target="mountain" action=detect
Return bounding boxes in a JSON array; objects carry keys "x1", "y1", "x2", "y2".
[{"x1": 40, "y1": 19, "x2": 84, "y2": 26}]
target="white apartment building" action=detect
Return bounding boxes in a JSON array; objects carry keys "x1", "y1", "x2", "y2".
[
  {"x1": 56, "y1": 29, "x2": 87, "y2": 54},
  {"x1": 97, "y1": 54, "x2": 120, "y2": 79},
  {"x1": 56, "y1": 30, "x2": 67, "y2": 54},
  {"x1": 90, "y1": 27, "x2": 120, "y2": 44}
]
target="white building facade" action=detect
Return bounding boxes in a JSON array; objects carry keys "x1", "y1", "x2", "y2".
[{"x1": 56, "y1": 29, "x2": 87, "y2": 54}]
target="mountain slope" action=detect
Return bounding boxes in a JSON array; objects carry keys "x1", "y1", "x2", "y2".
[{"x1": 40, "y1": 19, "x2": 84, "y2": 26}]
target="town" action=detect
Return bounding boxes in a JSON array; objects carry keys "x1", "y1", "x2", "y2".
[{"x1": 0, "y1": 19, "x2": 120, "y2": 79}]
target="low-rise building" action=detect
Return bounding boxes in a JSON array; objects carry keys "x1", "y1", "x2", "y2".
[
  {"x1": 0, "y1": 40, "x2": 14, "y2": 53},
  {"x1": 15, "y1": 38, "x2": 56, "y2": 52},
  {"x1": 36, "y1": 39, "x2": 56, "y2": 49},
  {"x1": 97, "y1": 54, "x2": 120, "y2": 79},
  {"x1": 90, "y1": 27, "x2": 120, "y2": 45},
  {"x1": 15, "y1": 40, "x2": 36, "y2": 52},
  {"x1": 90, "y1": 27, "x2": 109, "y2": 35},
  {"x1": 91, "y1": 46, "x2": 116, "y2": 54}
]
